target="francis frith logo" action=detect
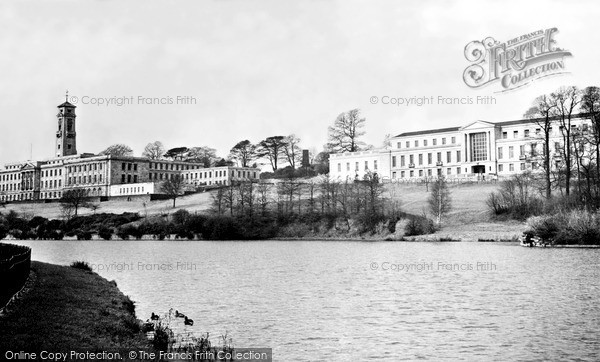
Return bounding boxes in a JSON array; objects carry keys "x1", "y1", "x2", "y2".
[{"x1": 463, "y1": 28, "x2": 572, "y2": 91}]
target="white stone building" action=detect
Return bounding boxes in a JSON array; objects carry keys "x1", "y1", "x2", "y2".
[{"x1": 329, "y1": 114, "x2": 591, "y2": 181}]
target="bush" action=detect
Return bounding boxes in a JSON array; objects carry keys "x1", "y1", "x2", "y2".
[
  {"x1": 172, "y1": 209, "x2": 191, "y2": 225},
  {"x1": 98, "y1": 226, "x2": 113, "y2": 240},
  {"x1": 0, "y1": 224, "x2": 8, "y2": 240},
  {"x1": 404, "y1": 216, "x2": 435, "y2": 236},
  {"x1": 526, "y1": 210, "x2": 600, "y2": 245},
  {"x1": 70, "y1": 260, "x2": 92, "y2": 271},
  {"x1": 487, "y1": 172, "x2": 543, "y2": 220},
  {"x1": 76, "y1": 230, "x2": 93, "y2": 240}
]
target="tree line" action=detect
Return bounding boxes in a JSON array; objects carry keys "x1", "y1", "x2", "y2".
[
  {"x1": 93, "y1": 108, "x2": 373, "y2": 176},
  {"x1": 521, "y1": 85, "x2": 600, "y2": 208}
]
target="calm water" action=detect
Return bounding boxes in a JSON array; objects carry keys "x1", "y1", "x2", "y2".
[{"x1": 7, "y1": 240, "x2": 600, "y2": 361}]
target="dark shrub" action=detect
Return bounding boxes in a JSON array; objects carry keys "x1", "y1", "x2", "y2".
[
  {"x1": 76, "y1": 230, "x2": 93, "y2": 240},
  {"x1": 116, "y1": 227, "x2": 130, "y2": 240},
  {"x1": 404, "y1": 216, "x2": 435, "y2": 236},
  {"x1": 70, "y1": 260, "x2": 92, "y2": 271},
  {"x1": 98, "y1": 226, "x2": 113, "y2": 240},
  {"x1": 172, "y1": 209, "x2": 191, "y2": 225},
  {"x1": 0, "y1": 224, "x2": 8, "y2": 240}
]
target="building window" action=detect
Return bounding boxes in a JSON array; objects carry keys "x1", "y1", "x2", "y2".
[
  {"x1": 470, "y1": 132, "x2": 488, "y2": 162},
  {"x1": 428, "y1": 153, "x2": 432, "y2": 165},
  {"x1": 520, "y1": 145, "x2": 525, "y2": 156},
  {"x1": 337, "y1": 163, "x2": 341, "y2": 172},
  {"x1": 419, "y1": 170, "x2": 423, "y2": 177},
  {"x1": 498, "y1": 147, "x2": 503, "y2": 159},
  {"x1": 457, "y1": 167, "x2": 461, "y2": 174},
  {"x1": 513, "y1": 130, "x2": 518, "y2": 138},
  {"x1": 531, "y1": 143, "x2": 537, "y2": 156},
  {"x1": 446, "y1": 151, "x2": 451, "y2": 163},
  {"x1": 447, "y1": 168, "x2": 451, "y2": 175},
  {"x1": 456, "y1": 151, "x2": 461, "y2": 162},
  {"x1": 502, "y1": 132, "x2": 507, "y2": 139},
  {"x1": 524, "y1": 129, "x2": 530, "y2": 137},
  {"x1": 346, "y1": 162, "x2": 350, "y2": 171},
  {"x1": 401, "y1": 171, "x2": 405, "y2": 178},
  {"x1": 424, "y1": 140, "x2": 428, "y2": 147},
  {"x1": 409, "y1": 155, "x2": 414, "y2": 165},
  {"x1": 418, "y1": 154, "x2": 423, "y2": 165},
  {"x1": 433, "y1": 139, "x2": 437, "y2": 146},
  {"x1": 437, "y1": 152, "x2": 441, "y2": 162},
  {"x1": 442, "y1": 138, "x2": 446, "y2": 145},
  {"x1": 400, "y1": 156, "x2": 405, "y2": 167},
  {"x1": 451, "y1": 136, "x2": 456, "y2": 144},
  {"x1": 498, "y1": 164, "x2": 504, "y2": 172},
  {"x1": 392, "y1": 156, "x2": 396, "y2": 168},
  {"x1": 520, "y1": 163, "x2": 526, "y2": 171},
  {"x1": 509, "y1": 164, "x2": 514, "y2": 171},
  {"x1": 406, "y1": 141, "x2": 410, "y2": 148},
  {"x1": 415, "y1": 140, "x2": 419, "y2": 147},
  {"x1": 364, "y1": 161, "x2": 369, "y2": 170},
  {"x1": 122, "y1": 163, "x2": 126, "y2": 171},
  {"x1": 428, "y1": 169, "x2": 432, "y2": 176},
  {"x1": 397, "y1": 142, "x2": 401, "y2": 149},
  {"x1": 374, "y1": 160, "x2": 378, "y2": 170},
  {"x1": 509, "y1": 146, "x2": 514, "y2": 159},
  {"x1": 392, "y1": 171, "x2": 396, "y2": 179},
  {"x1": 409, "y1": 170, "x2": 414, "y2": 177},
  {"x1": 355, "y1": 162, "x2": 359, "y2": 171}
]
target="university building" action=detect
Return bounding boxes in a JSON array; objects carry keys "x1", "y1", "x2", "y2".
[
  {"x1": 330, "y1": 114, "x2": 591, "y2": 181},
  {"x1": 0, "y1": 98, "x2": 260, "y2": 202}
]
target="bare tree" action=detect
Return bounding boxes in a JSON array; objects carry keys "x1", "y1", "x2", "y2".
[
  {"x1": 100, "y1": 144, "x2": 133, "y2": 157},
  {"x1": 229, "y1": 140, "x2": 257, "y2": 168},
  {"x1": 142, "y1": 141, "x2": 165, "y2": 160},
  {"x1": 255, "y1": 183, "x2": 271, "y2": 216},
  {"x1": 257, "y1": 136, "x2": 288, "y2": 171},
  {"x1": 327, "y1": 109, "x2": 366, "y2": 153},
  {"x1": 550, "y1": 86, "x2": 581, "y2": 196},
  {"x1": 428, "y1": 176, "x2": 452, "y2": 226},
  {"x1": 524, "y1": 94, "x2": 555, "y2": 198},
  {"x1": 160, "y1": 175, "x2": 184, "y2": 208},
  {"x1": 60, "y1": 189, "x2": 92, "y2": 217},
  {"x1": 211, "y1": 187, "x2": 226, "y2": 215},
  {"x1": 282, "y1": 134, "x2": 302, "y2": 169},
  {"x1": 580, "y1": 86, "x2": 600, "y2": 200}
]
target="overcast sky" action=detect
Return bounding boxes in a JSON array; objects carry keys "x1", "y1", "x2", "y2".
[{"x1": 1, "y1": 0, "x2": 599, "y2": 167}]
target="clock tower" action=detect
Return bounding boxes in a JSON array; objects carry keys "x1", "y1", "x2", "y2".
[{"x1": 56, "y1": 92, "x2": 77, "y2": 157}]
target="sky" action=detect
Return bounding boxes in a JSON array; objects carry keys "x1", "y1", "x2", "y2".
[{"x1": 1, "y1": 0, "x2": 599, "y2": 167}]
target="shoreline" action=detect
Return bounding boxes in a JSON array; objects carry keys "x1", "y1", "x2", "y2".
[{"x1": 0, "y1": 261, "x2": 153, "y2": 354}]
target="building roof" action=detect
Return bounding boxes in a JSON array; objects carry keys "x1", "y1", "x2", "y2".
[
  {"x1": 394, "y1": 113, "x2": 591, "y2": 138},
  {"x1": 395, "y1": 127, "x2": 460, "y2": 138}
]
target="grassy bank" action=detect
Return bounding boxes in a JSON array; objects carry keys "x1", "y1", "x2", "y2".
[
  {"x1": 0, "y1": 261, "x2": 151, "y2": 352},
  {"x1": 1, "y1": 181, "x2": 527, "y2": 241}
]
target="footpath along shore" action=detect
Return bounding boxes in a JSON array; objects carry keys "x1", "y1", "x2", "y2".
[{"x1": 0, "y1": 261, "x2": 153, "y2": 360}]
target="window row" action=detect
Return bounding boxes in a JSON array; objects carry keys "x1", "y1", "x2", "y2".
[
  {"x1": 396, "y1": 136, "x2": 457, "y2": 149},
  {"x1": 68, "y1": 163, "x2": 103, "y2": 173},
  {"x1": 392, "y1": 167, "x2": 462, "y2": 178},
  {"x1": 337, "y1": 160, "x2": 379, "y2": 172},
  {"x1": 67, "y1": 174, "x2": 104, "y2": 185}
]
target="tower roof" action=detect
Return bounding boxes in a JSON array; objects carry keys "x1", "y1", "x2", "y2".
[{"x1": 57, "y1": 101, "x2": 76, "y2": 108}]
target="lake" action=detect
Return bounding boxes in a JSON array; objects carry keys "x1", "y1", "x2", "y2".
[{"x1": 7, "y1": 240, "x2": 600, "y2": 361}]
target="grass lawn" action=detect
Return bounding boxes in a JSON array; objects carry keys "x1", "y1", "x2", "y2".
[
  {"x1": 387, "y1": 181, "x2": 526, "y2": 240},
  {"x1": 0, "y1": 261, "x2": 151, "y2": 352}
]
